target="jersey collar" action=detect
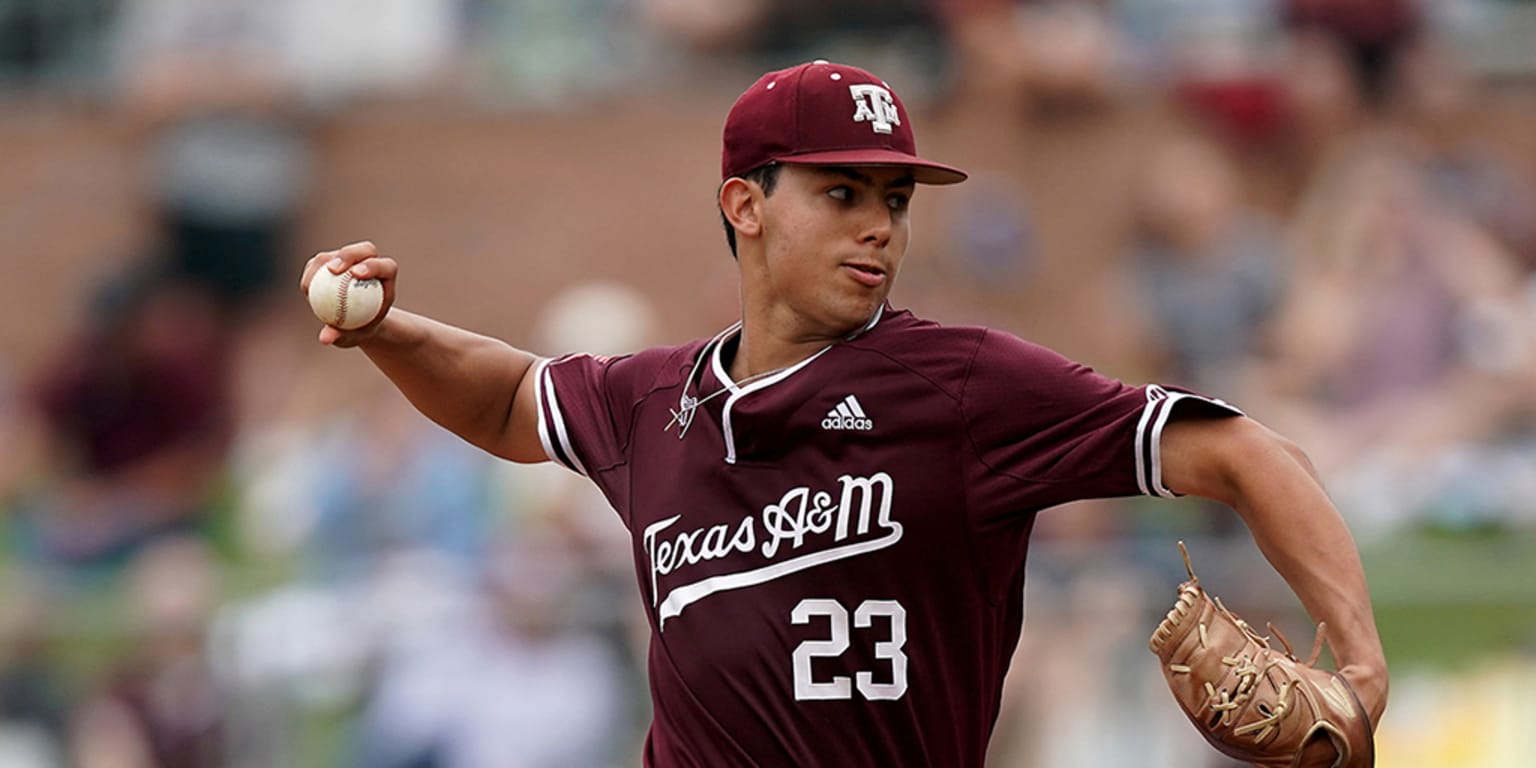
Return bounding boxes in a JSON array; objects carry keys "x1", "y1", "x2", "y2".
[
  {"x1": 709, "y1": 303, "x2": 887, "y2": 392},
  {"x1": 667, "y1": 306, "x2": 886, "y2": 461}
]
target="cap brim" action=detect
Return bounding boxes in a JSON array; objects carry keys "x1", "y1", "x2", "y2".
[{"x1": 776, "y1": 148, "x2": 968, "y2": 185}]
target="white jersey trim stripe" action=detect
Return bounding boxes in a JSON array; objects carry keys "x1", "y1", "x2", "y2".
[
  {"x1": 846, "y1": 303, "x2": 885, "y2": 340},
  {"x1": 706, "y1": 306, "x2": 885, "y2": 464},
  {"x1": 1135, "y1": 386, "x2": 1244, "y2": 498},
  {"x1": 538, "y1": 356, "x2": 589, "y2": 477},
  {"x1": 1147, "y1": 395, "x2": 1182, "y2": 499},
  {"x1": 713, "y1": 339, "x2": 833, "y2": 464},
  {"x1": 533, "y1": 358, "x2": 560, "y2": 467},
  {"x1": 1133, "y1": 386, "x2": 1166, "y2": 496}
]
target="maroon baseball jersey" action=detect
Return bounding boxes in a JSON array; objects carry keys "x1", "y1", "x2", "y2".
[{"x1": 533, "y1": 306, "x2": 1240, "y2": 767}]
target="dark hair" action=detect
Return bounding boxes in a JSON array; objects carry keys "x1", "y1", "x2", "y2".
[{"x1": 721, "y1": 164, "x2": 782, "y2": 259}]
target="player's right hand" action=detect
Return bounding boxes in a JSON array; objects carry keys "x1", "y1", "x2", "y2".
[{"x1": 299, "y1": 240, "x2": 398, "y2": 347}]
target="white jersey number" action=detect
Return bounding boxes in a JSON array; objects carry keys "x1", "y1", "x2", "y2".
[{"x1": 791, "y1": 598, "x2": 908, "y2": 701}]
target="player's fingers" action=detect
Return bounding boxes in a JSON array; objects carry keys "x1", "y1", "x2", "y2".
[
  {"x1": 347, "y1": 256, "x2": 397, "y2": 282},
  {"x1": 300, "y1": 241, "x2": 382, "y2": 293},
  {"x1": 299, "y1": 250, "x2": 338, "y2": 293},
  {"x1": 334, "y1": 240, "x2": 379, "y2": 267},
  {"x1": 345, "y1": 256, "x2": 398, "y2": 324}
]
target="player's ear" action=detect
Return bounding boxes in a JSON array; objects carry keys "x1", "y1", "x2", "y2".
[{"x1": 719, "y1": 177, "x2": 763, "y2": 240}]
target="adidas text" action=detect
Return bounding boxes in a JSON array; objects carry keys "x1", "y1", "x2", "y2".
[{"x1": 822, "y1": 415, "x2": 873, "y2": 430}]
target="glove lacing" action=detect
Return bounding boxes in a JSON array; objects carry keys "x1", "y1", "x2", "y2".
[{"x1": 1155, "y1": 541, "x2": 1331, "y2": 745}]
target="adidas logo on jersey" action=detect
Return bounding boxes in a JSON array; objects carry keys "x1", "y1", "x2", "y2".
[{"x1": 822, "y1": 394, "x2": 873, "y2": 431}]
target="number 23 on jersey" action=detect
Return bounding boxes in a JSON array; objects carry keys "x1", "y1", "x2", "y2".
[{"x1": 791, "y1": 598, "x2": 908, "y2": 701}]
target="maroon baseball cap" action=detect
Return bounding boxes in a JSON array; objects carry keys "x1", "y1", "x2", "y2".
[{"x1": 722, "y1": 60, "x2": 968, "y2": 185}]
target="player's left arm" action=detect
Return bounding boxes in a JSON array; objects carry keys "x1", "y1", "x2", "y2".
[{"x1": 1158, "y1": 414, "x2": 1388, "y2": 727}]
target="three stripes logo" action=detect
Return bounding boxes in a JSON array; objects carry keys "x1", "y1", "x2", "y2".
[{"x1": 822, "y1": 394, "x2": 874, "y2": 431}]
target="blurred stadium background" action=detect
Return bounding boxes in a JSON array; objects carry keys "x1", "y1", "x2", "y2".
[{"x1": 2, "y1": 0, "x2": 1535, "y2": 766}]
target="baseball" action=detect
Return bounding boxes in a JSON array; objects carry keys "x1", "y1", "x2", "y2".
[{"x1": 308, "y1": 266, "x2": 384, "y2": 330}]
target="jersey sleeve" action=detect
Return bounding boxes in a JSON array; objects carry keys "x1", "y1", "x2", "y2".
[
  {"x1": 534, "y1": 350, "x2": 669, "y2": 477},
  {"x1": 960, "y1": 330, "x2": 1243, "y2": 515},
  {"x1": 533, "y1": 354, "x2": 615, "y2": 477}
]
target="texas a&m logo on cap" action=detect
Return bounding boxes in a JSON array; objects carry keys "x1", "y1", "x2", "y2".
[
  {"x1": 849, "y1": 84, "x2": 900, "y2": 135},
  {"x1": 719, "y1": 60, "x2": 968, "y2": 184}
]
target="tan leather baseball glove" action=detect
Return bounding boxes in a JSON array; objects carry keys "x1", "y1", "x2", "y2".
[{"x1": 1149, "y1": 542, "x2": 1374, "y2": 767}]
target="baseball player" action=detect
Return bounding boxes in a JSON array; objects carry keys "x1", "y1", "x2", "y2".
[{"x1": 301, "y1": 60, "x2": 1386, "y2": 767}]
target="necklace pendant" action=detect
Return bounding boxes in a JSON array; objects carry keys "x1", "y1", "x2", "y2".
[
  {"x1": 667, "y1": 394, "x2": 700, "y2": 439},
  {"x1": 677, "y1": 395, "x2": 699, "y2": 437}
]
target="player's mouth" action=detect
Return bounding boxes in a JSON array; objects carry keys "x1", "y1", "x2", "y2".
[{"x1": 841, "y1": 262, "x2": 887, "y2": 288}]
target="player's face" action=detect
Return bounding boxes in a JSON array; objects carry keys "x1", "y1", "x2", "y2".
[{"x1": 754, "y1": 164, "x2": 914, "y2": 339}]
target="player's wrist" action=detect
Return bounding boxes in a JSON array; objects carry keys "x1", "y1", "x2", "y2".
[
  {"x1": 344, "y1": 308, "x2": 412, "y2": 350},
  {"x1": 1338, "y1": 663, "x2": 1388, "y2": 727}
]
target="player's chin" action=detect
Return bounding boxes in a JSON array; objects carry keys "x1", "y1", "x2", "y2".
[{"x1": 825, "y1": 291, "x2": 887, "y2": 331}]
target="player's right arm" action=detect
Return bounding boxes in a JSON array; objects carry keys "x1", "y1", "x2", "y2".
[{"x1": 299, "y1": 241, "x2": 549, "y2": 464}]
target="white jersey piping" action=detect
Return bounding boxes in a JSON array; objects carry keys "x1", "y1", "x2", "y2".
[{"x1": 710, "y1": 305, "x2": 886, "y2": 464}]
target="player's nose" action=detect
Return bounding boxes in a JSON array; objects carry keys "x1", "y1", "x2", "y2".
[{"x1": 856, "y1": 203, "x2": 894, "y2": 249}]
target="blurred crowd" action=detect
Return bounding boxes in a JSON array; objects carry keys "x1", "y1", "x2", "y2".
[{"x1": 3, "y1": 1, "x2": 1536, "y2": 766}]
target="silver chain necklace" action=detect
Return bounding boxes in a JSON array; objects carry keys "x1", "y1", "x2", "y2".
[
  {"x1": 664, "y1": 360, "x2": 805, "y2": 439},
  {"x1": 666, "y1": 308, "x2": 882, "y2": 439}
]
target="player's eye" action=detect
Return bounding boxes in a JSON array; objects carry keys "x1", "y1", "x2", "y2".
[
  {"x1": 828, "y1": 186, "x2": 852, "y2": 202},
  {"x1": 887, "y1": 193, "x2": 910, "y2": 212}
]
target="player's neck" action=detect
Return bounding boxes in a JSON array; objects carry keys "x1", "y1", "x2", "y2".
[
  {"x1": 730, "y1": 275, "x2": 878, "y2": 381},
  {"x1": 727, "y1": 326, "x2": 831, "y2": 383}
]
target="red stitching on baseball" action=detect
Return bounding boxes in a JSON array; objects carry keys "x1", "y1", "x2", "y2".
[{"x1": 336, "y1": 272, "x2": 351, "y2": 325}]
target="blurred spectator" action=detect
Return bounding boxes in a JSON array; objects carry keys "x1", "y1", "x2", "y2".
[
  {"x1": 0, "y1": 364, "x2": 41, "y2": 513},
  {"x1": 938, "y1": 171, "x2": 1038, "y2": 291},
  {"x1": 1132, "y1": 0, "x2": 1293, "y2": 148},
  {"x1": 636, "y1": 0, "x2": 766, "y2": 54},
  {"x1": 0, "y1": 569, "x2": 69, "y2": 768},
  {"x1": 214, "y1": 375, "x2": 502, "y2": 746},
  {"x1": 144, "y1": 110, "x2": 313, "y2": 313},
  {"x1": 989, "y1": 551, "x2": 1247, "y2": 767},
  {"x1": 1392, "y1": 42, "x2": 1536, "y2": 272},
  {"x1": 301, "y1": 381, "x2": 500, "y2": 585},
  {"x1": 113, "y1": 0, "x2": 458, "y2": 105},
  {"x1": 1281, "y1": 0, "x2": 1425, "y2": 109},
  {"x1": 352, "y1": 525, "x2": 631, "y2": 768},
  {"x1": 529, "y1": 281, "x2": 662, "y2": 358},
  {"x1": 740, "y1": 0, "x2": 945, "y2": 75},
  {"x1": 937, "y1": 0, "x2": 1119, "y2": 114},
  {"x1": 221, "y1": 298, "x2": 329, "y2": 561},
  {"x1": 464, "y1": 0, "x2": 651, "y2": 107},
  {"x1": 70, "y1": 535, "x2": 227, "y2": 768},
  {"x1": 1276, "y1": 25, "x2": 1371, "y2": 167},
  {"x1": 1120, "y1": 133, "x2": 1287, "y2": 396},
  {"x1": 643, "y1": 0, "x2": 950, "y2": 98},
  {"x1": 19, "y1": 265, "x2": 231, "y2": 570},
  {"x1": 0, "y1": 0, "x2": 116, "y2": 91},
  {"x1": 1255, "y1": 137, "x2": 1536, "y2": 531}
]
